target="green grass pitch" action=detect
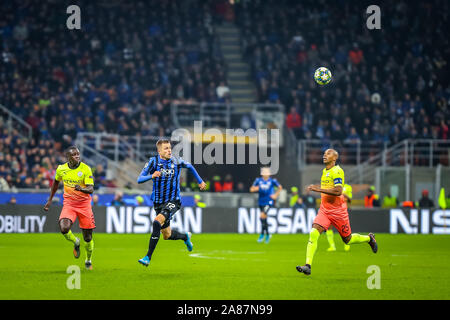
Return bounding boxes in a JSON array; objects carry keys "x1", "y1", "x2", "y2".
[{"x1": 0, "y1": 233, "x2": 449, "y2": 299}]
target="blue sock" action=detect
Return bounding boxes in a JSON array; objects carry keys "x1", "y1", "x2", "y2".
[{"x1": 146, "y1": 220, "x2": 161, "y2": 258}]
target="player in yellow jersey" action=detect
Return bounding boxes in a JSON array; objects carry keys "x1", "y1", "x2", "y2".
[
  {"x1": 325, "y1": 183, "x2": 352, "y2": 252},
  {"x1": 296, "y1": 149, "x2": 377, "y2": 276},
  {"x1": 43, "y1": 146, "x2": 96, "y2": 270}
]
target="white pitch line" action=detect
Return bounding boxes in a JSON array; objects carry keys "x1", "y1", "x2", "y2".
[{"x1": 189, "y1": 251, "x2": 267, "y2": 262}]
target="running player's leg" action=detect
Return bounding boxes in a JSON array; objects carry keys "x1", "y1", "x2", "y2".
[
  {"x1": 162, "y1": 226, "x2": 187, "y2": 241},
  {"x1": 81, "y1": 229, "x2": 94, "y2": 269},
  {"x1": 145, "y1": 214, "x2": 165, "y2": 259},
  {"x1": 334, "y1": 217, "x2": 377, "y2": 253},
  {"x1": 59, "y1": 208, "x2": 80, "y2": 258},
  {"x1": 262, "y1": 205, "x2": 271, "y2": 243},
  {"x1": 161, "y1": 225, "x2": 192, "y2": 251},
  {"x1": 77, "y1": 205, "x2": 96, "y2": 268},
  {"x1": 297, "y1": 210, "x2": 330, "y2": 275},
  {"x1": 326, "y1": 227, "x2": 336, "y2": 251},
  {"x1": 258, "y1": 208, "x2": 268, "y2": 242},
  {"x1": 160, "y1": 201, "x2": 192, "y2": 250}
]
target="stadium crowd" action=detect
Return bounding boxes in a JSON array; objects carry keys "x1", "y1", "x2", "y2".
[
  {"x1": 0, "y1": 0, "x2": 227, "y2": 190},
  {"x1": 236, "y1": 0, "x2": 449, "y2": 144},
  {"x1": 0, "y1": 0, "x2": 449, "y2": 190}
]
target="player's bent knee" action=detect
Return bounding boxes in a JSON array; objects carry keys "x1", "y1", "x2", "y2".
[
  {"x1": 152, "y1": 219, "x2": 163, "y2": 232},
  {"x1": 342, "y1": 235, "x2": 351, "y2": 244},
  {"x1": 59, "y1": 219, "x2": 71, "y2": 234}
]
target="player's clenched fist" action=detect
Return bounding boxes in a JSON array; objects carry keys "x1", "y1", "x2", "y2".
[
  {"x1": 152, "y1": 171, "x2": 161, "y2": 179},
  {"x1": 198, "y1": 181, "x2": 206, "y2": 190},
  {"x1": 43, "y1": 200, "x2": 51, "y2": 211},
  {"x1": 307, "y1": 184, "x2": 320, "y2": 192}
]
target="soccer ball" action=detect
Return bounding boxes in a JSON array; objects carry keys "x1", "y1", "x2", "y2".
[{"x1": 314, "y1": 67, "x2": 332, "y2": 85}]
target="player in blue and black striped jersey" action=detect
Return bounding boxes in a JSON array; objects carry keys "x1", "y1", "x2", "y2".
[
  {"x1": 250, "y1": 167, "x2": 282, "y2": 243},
  {"x1": 137, "y1": 139, "x2": 206, "y2": 267}
]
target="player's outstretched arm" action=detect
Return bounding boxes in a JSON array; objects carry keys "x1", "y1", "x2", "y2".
[
  {"x1": 184, "y1": 162, "x2": 205, "y2": 189},
  {"x1": 44, "y1": 179, "x2": 60, "y2": 211}
]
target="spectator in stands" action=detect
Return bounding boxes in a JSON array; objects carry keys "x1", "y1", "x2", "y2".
[
  {"x1": 345, "y1": 127, "x2": 361, "y2": 145},
  {"x1": 348, "y1": 43, "x2": 364, "y2": 65},
  {"x1": 364, "y1": 186, "x2": 380, "y2": 208},
  {"x1": 222, "y1": 174, "x2": 234, "y2": 192},
  {"x1": 94, "y1": 164, "x2": 107, "y2": 189},
  {"x1": 216, "y1": 82, "x2": 230, "y2": 102},
  {"x1": 302, "y1": 189, "x2": 317, "y2": 208},
  {"x1": 212, "y1": 175, "x2": 222, "y2": 192},
  {"x1": 0, "y1": 176, "x2": 9, "y2": 191},
  {"x1": 235, "y1": 0, "x2": 449, "y2": 153},
  {"x1": 235, "y1": 182, "x2": 246, "y2": 193},
  {"x1": 111, "y1": 190, "x2": 125, "y2": 206},
  {"x1": 286, "y1": 107, "x2": 302, "y2": 138},
  {"x1": 294, "y1": 196, "x2": 307, "y2": 210},
  {"x1": 92, "y1": 194, "x2": 100, "y2": 207},
  {"x1": 417, "y1": 189, "x2": 435, "y2": 208}
]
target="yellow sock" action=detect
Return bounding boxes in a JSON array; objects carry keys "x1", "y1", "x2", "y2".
[
  {"x1": 63, "y1": 230, "x2": 77, "y2": 244},
  {"x1": 306, "y1": 228, "x2": 320, "y2": 265},
  {"x1": 326, "y1": 229, "x2": 336, "y2": 249},
  {"x1": 347, "y1": 233, "x2": 370, "y2": 245},
  {"x1": 85, "y1": 240, "x2": 94, "y2": 261}
]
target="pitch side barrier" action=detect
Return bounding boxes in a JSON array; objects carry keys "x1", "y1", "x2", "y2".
[{"x1": 0, "y1": 205, "x2": 449, "y2": 234}]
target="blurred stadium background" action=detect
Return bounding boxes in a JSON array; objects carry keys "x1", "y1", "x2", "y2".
[{"x1": 0, "y1": 0, "x2": 448, "y2": 210}]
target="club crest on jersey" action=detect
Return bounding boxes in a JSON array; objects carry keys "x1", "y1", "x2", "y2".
[{"x1": 77, "y1": 171, "x2": 83, "y2": 177}]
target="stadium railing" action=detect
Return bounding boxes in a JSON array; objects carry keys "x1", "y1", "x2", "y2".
[
  {"x1": 76, "y1": 132, "x2": 157, "y2": 163},
  {"x1": 171, "y1": 101, "x2": 285, "y2": 129},
  {"x1": 297, "y1": 139, "x2": 449, "y2": 169},
  {"x1": 0, "y1": 104, "x2": 33, "y2": 141}
]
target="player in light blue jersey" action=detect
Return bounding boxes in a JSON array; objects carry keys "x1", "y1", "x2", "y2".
[{"x1": 250, "y1": 167, "x2": 282, "y2": 243}]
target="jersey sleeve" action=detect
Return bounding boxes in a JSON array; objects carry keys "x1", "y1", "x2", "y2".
[
  {"x1": 183, "y1": 160, "x2": 203, "y2": 184},
  {"x1": 84, "y1": 165, "x2": 94, "y2": 185},
  {"x1": 143, "y1": 157, "x2": 156, "y2": 175},
  {"x1": 343, "y1": 185, "x2": 352, "y2": 199},
  {"x1": 252, "y1": 178, "x2": 259, "y2": 186},
  {"x1": 178, "y1": 157, "x2": 189, "y2": 168},
  {"x1": 54, "y1": 165, "x2": 63, "y2": 181},
  {"x1": 332, "y1": 168, "x2": 344, "y2": 187},
  {"x1": 272, "y1": 178, "x2": 280, "y2": 187}
]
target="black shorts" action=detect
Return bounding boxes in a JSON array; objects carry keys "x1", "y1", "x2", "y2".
[
  {"x1": 153, "y1": 200, "x2": 182, "y2": 229},
  {"x1": 259, "y1": 204, "x2": 272, "y2": 214}
]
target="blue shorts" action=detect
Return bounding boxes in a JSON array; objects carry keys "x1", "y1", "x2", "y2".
[{"x1": 259, "y1": 204, "x2": 272, "y2": 214}]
